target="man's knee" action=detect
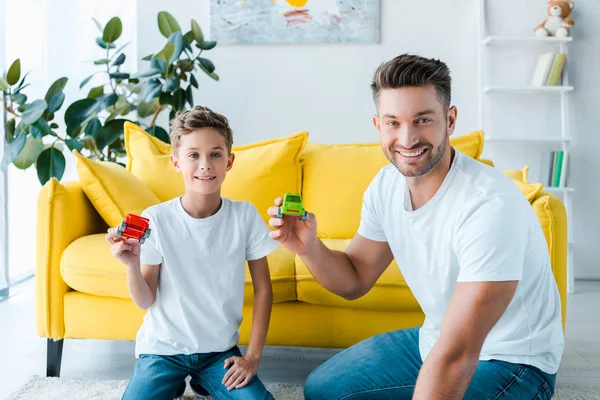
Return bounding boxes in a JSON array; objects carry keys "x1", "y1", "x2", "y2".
[{"x1": 304, "y1": 367, "x2": 338, "y2": 400}]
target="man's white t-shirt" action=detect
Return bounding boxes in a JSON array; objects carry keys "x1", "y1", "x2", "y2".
[
  {"x1": 135, "y1": 196, "x2": 279, "y2": 357},
  {"x1": 357, "y1": 150, "x2": 564, "y2": 374}
]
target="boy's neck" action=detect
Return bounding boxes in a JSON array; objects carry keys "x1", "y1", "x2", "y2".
[{"x1": 180, "y1": 191, "x2": 222, "y2": 219}]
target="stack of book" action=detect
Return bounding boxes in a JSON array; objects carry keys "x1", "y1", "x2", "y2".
[
  {"x1": 539, "y1": 151, "x2": 568, "y2": 187},
  {"x1": 531, "y1": 52, "x2": 566, "y2": 86}
]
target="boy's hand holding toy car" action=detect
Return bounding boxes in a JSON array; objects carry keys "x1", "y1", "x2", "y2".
[{"x1": 106, "y1": 214, "x2": 151, "y2": 268}]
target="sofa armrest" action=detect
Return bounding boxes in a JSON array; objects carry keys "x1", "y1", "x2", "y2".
[
  {"x1": 36, "y1": 178, "x2": 107, "y2": 339},
  {"x1": 531, "y1": 191, "x2": 568, "y2": 331}
]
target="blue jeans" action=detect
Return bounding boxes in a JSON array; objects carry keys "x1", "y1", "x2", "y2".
[
  {"x1": 304, "y1": 327, "x2": 556, "y2": 400},
  {"x1": 121, "y1": 346, "x2": 273, "y2": 400}
]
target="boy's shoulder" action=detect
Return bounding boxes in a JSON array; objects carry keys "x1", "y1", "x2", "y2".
[
  {"x1": 222, "y1": 197, "x2": 259, "y2": 215},
  {"x1": 142, "y1": 197, "x2": 179, "y2": 219}
]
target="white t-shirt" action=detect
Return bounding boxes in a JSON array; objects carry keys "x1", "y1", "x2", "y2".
[
  {"x1": 358, "y1": 150, "x2": 564, "y2": 374},
  {"x1": 135, "y1": 196, "x2": 279, "y2": 357}
]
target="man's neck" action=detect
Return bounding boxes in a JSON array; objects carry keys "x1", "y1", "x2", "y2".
[
  {"x1": 180, "y1": 191, "x2": 222, "y2": 219},
  {"x1": 407, "y1": 147, "x2": 455, "y2": 211}
]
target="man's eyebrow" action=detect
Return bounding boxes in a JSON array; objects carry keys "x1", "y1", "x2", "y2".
[{"x1": 380, "y1": 110, "x2": 436, "y2": 119}]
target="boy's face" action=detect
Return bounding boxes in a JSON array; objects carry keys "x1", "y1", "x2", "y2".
[{"x1": 171, "y1": 128, "x2": 234, "y2": 196}]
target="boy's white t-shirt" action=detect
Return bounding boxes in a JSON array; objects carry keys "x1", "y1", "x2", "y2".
[
  {"x1": 135, "y1": 196, "x2": 278, "y2": 357},
  {"x1": 358, "y1": 150, "x2": 564, "y2": 374}
]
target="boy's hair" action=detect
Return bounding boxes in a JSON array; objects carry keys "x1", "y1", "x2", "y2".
[
  {"x1": 371, "y1": 54, "x2": 452, "y2": 112},
  {"x1": 169, "y1": 105, "x2": 234, "y2": 155}
]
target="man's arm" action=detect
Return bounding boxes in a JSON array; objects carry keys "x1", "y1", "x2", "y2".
[
  {"x1": 413, "y1": 280, "x2": 518, "y2": 399},
  {"x1": 298, "y1": 233, "x2": 394, "y2": 300}
]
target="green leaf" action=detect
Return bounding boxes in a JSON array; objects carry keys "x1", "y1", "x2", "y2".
[
  {"x1": 184, "y1": 31, "x2": 195, "y2": 44},
  {"x1": 106, "y1": 104, "x2": 130, "y2": 122},
  {"x1": 36, "y1": 147, "x2": 66, "y2": 185},
  {"x1": 96, "y1": 37, "x2": 116, "y2": 49},
  {"x1": 112, "y1": 53, "x2": 126, "y2": 67},
  {"x1": 12, "y1": 135, "x2": 44, "y2": 169},
  {"x1": 6, "y1": 59, "x2": 21, "y2": 86},
  {"x1": 112, "y1": 42, "x2": 130, "y2": 57},
  {"x1": 96, "y1": 119, "x2": 127, "y2": 150},
  {"x1": 80, "y1": 72, "x2": 102, "y2": 89},
  {"x1": 103, "y1": 17, "x2": 122, "y2": 43},
  {"x1": 163, "y1": 42, "x2": 175, "y2": 63},
  {"x1": 87, "y1": 85, "x2": 104, "y2": 99},
  {"x1": 110, "y1": 72, "x2": 130, "y2": 80},
  {"x1": 44, "y1": 77, "x2": 68, "y2": 103},
  {"x1": 131, "y1": 68, "x2": 162, "y2": 79},
  {"x1": 157, "y1": 11, "x2": 181, "y2": 39},
  {"x1": 65, "y1": 138, "x2": 85, "y2": 152},
  {"x1": 1, "y1": 130, "x2": 26, "y2": 170},
  {"x1": 33, "y1": 119, "x2": 52, "y2": 137},
  {"x1": 208, "y1": 72, "x2": 219, "y2": 81},
  {"x1": 185, "y1": 85, "x2": 194, "y2": 107},
  {"x1": 30, "y1": 123, "x2": 42, "y2": 139},
  {"x1": 198, "y1": 58, "x2": 215, "y2": 74},
  {"x1": 137, "y1": 99, "x2": 158, "y2": 118},
  {"x1": 84, "y1": 118, "x2": 101, "y2": 138},
  {"x1": 189, "y1": 74, "x2": 198, "y2": 89},
  {"x1": 4, "y1": 119, "x2": 16, "y2": 143},
  {"x1": 0, "y1": 77, "x2": 9, "y2": 91},
  {"x1": 168, "y1": 31, "x2": 184, "y2": 64},
  {"x1": 191, "y1": 19, "x2": 204, "y2": 47},
  {"x1": 145, "y1": 126, "x2": 170, "y2": 144},
  {"x1": 94, "y1": 59, "x2": 110, "y2": 65},
  {"x1": 151, "y1": 58, "x2": 167, "y2": 74},
  {"x1": 13, "y1": 93, "x2": 27, "y2": 105},
  {"x1": 92, "y1": 18, "x2": 103, "y2": 33},
  {"x1": 21, "y1": 100, "x2": 48, "y2": 124},
  {"x1": 99, "y1": 93, "x2": 119, "y2": 109},
  {"x1": 144, "y1": 80, "x2": 162, "y2": 102},
  {"x1": 142, "y1": 53, "x2": 153, "y2": 61},
  {"x1": 47, "y1": 92, "x2": 65, "y2": 114},
  {"x1": 200, "y1": 40, "x2": 217, "y2": 50},
  {"x1": 50, "y1": 123, "x2": 59, "y2": 129},
  {"x1": 163, "y1": 77, "x2": 179, "y2": 91},
  {"x1": 64, "y1": 98, "x2": 99, "y2": 127}
]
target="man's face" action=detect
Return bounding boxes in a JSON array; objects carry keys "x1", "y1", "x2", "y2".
[
  {"x1": 373, "y1": 85, "x2": 456, "y2": 178},
  {"x1": 171, "y1": 128, "x2": 234, "y2": 196}
]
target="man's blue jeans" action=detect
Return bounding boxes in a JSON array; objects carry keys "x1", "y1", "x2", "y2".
[
  {"x1": 121, "y1": 346, "x2": 273, "y2": 400},
  {"x1": 304, "y1": 327, "x2": 556, "y2": 400}
]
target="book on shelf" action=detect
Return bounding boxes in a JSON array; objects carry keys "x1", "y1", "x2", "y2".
[
  {"x1": 531, "y1": 52, "x2": 566, "y2": 86},
  {"x1": 539, "y1": 150, "x2": 568, "y2": 188}
]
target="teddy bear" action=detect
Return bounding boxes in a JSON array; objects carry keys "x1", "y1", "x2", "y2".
[{"x1": 535, "y1": 0, "x2": 575, "y2": 37}]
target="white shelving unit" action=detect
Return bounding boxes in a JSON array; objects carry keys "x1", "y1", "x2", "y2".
[{"x1": 478, "y1": 2, "x2": 575, "y2": 293}]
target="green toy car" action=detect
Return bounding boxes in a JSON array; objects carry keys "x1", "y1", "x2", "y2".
[{"x1": 277, "y1": 193, "x2": 309, "y2": 221}]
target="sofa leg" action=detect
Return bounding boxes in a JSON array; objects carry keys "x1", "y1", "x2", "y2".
[{"x1": 47, "y1": 339, "x2": 64, "y2": 377}]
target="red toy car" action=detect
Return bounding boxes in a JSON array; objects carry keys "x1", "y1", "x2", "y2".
[{"x1": 116, "y1": 213, "x2": 151, "y2": 244}]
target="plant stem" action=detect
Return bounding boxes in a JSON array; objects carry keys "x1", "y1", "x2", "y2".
[
  {"x1": 107, "y1": 46, "x2": 116, "y2": 94},
  {"x1": 150, "y1": 104, "x2": 163, "y2": 127},
  {"x1": 4, "y1": 106, "x2": 21, "y2": 119},
  {"x1": 49, "y1": 131, "x2": 67, "y2": 144}
]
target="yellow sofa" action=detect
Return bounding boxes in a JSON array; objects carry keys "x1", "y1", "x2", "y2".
[{"x1": 36, "y1": 123, "x2": 568, "y2": 377}]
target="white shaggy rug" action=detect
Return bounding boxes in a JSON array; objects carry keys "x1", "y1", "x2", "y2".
[
  {"x1": 4, "y1": 376, "x2": 304, "y2": 400},
  {"x1": 5, "y1": 375, "x2": 600, "y2": 400}
]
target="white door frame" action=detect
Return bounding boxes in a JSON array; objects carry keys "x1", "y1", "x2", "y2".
[{"x1": 0, "y1": 0, "x2": 10, "y2": 297}]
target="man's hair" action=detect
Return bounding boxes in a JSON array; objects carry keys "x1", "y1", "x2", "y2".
[
  {"x1": 371, "y1": 54, "x2": 452, "y2": 111},
  {"x1": 169, "y1": 105, "x2": 234, "y2": 154}
]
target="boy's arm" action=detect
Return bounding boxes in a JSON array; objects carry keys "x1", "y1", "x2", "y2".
[
  {"x1": 222, "y1": 256, "x2": 273, "y2": 391},
  {"x1": 126, "y1": 261, "x2": 160, "y2": 310},
  {"x1": 245, "y1": 256, "x2": 273, "y2": 360}
]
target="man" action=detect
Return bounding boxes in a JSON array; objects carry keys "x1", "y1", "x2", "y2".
[{"x1": 267, "y1": 54, "x2": 563, "y2": 399}]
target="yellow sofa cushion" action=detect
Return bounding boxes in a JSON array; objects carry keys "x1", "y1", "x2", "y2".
[
  {"x1": 61, "y1": 234, "x2": 296, "y2": 304},
  {"x1": 124, "y1": 122, "x2": 308, "y2": 223},
  {"x1": 504, "y1": 166, "x2": 530, "y2": 183},
  {"x1": 295, "y1": 239, "x2": 421, "y2": 312},
  {"x1": 301, "y1": 130, "x2": 485, "y2": 239},
  {"x1": 73, "y1": 150, "x2": 160, "y2": 227},
  {"x1": 502, "y1": 165, "x2": 543, "y2": 203}
]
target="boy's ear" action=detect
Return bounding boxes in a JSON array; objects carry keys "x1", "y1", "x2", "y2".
[
  {"x1": 227, "y1": 152, "x2": 235, "y2": 171},
  {"x1": 170, "y1": 154, "x2": 180, "y2": 172}
]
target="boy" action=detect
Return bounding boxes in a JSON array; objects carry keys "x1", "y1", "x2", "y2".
[{"x1": 106, "y1": 106, "x2": 278, "y2": 400}]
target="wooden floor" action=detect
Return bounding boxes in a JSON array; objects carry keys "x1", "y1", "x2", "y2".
[{"x1": 1, "y1": 280, "x2": 599, "y2": 398}]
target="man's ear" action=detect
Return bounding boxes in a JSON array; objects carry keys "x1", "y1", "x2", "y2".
[
  {"x1": 447, "y1": 106, "x2": 458, "y2": 137},
  {"x1": 227, "y1": 153, "x2": 235, "y2": 172},
  {"x1": 171, "y1": 154, "x2": 180, "y2": 172}
]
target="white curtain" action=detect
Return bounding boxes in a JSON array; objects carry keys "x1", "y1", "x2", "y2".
[{"x1": 4, "y1": 0, "x2": 137, "y2": 284}]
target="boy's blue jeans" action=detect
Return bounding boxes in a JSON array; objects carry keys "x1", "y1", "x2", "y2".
[
  {"x1": 121, "y1": 346, "x2": 273, "y2": 400},
  {"x1": 304, "y1": 327, "x2": 556, "y2": 400}
]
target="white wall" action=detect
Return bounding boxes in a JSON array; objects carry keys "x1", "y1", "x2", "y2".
[{"x1": 138, "y1": 0, "x2": 599, "y2": 279}]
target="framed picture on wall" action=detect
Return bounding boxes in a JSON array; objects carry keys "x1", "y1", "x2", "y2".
[{"x1": 210, "y1": 0, "x2": 380, "y2": 45}]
